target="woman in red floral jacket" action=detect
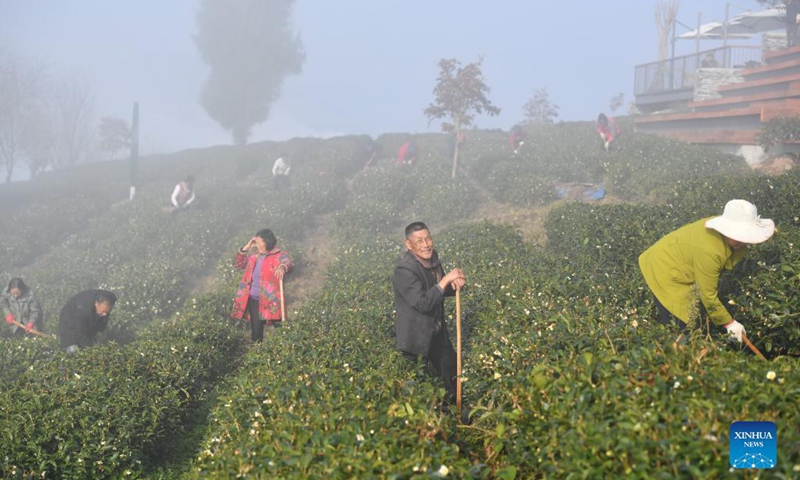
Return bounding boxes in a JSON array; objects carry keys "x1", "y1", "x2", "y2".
[{"x1": 231, "y1": 229, "x2": 293, "y2": 342}]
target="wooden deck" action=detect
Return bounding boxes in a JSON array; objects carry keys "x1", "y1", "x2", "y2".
[{"x1": 635, "y1": 45, "x2": 800, "y2": 147}]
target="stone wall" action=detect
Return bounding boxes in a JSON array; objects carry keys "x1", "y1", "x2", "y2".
[
  {"x1": 693, "y1": 68, "x2": 744, "y2": 101},
  {"x1": 764, "y1": 32, "x2": 787, "y2": 53}
]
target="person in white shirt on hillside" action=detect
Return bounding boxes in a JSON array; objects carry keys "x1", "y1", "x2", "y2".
[
  {"x1": 170, "y1": 175, "x2": 196, "y2": 210},
  {"x1": 272, "y1": 156, "x2": 291, "y2": 190}
]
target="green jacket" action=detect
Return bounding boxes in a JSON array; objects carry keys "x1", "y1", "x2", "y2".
[
  {"x1": 638, "y1": 218, "x2": 747, "y2": 326},
  {"x1": 2, "y1": 290, "x2": 44, "y2": 334}
]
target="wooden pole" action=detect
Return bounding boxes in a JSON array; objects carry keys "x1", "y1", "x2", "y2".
[
  {"x1": 10, "y1": 319, "x2": 53, "y2": 338},
  {"x1": 456, "y1": 288, "x2": 462, "y2": 418},
  {"x1": 279, "y1": 277, "x2": 286, "y2": 322},
  {"x1": 742, "y1": 333, "x2": 766, "y2": 360}
]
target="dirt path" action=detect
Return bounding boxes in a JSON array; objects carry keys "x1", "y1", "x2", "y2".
[{"x1": 282, "y1": 211, "x2": 338, "y2": 310}]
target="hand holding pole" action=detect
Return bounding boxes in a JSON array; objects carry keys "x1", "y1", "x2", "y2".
[{"x1": 10, "y1": 319, "x2": 53, "y2": 338}]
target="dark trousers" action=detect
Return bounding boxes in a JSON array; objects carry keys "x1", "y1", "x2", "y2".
[
  {"x1": 247, "y1": 298, "x2": 264, "y2": 342},
  {"x1": 654, "y1": 295, "x2": 687, "y2": 332},
  {"x1": 246, "y1": 298, "x2": 281, "y2": 343},
  {"x1": 404, "y1": 326, "x2": 458, "y2": 404}
]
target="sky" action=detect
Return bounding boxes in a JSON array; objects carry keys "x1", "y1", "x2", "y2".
[{"x1": 0, "y1": 0, "x2": 769, "y2": 158}]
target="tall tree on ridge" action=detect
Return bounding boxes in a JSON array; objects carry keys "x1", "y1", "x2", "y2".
[
  {"x1": 195, "y1": 0, "x2": 305, "y2": 146},
  {"x1": 425, "y1": 57, "x2": 500, "y2": 179}
]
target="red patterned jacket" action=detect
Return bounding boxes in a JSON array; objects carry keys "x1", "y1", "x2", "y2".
[{"x1": 230, "y1": 249, "x2": 293, "y2": 322}]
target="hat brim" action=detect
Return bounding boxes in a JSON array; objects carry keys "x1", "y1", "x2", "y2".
[{"x1": 705, "y1": 216, "x2": 775, "y2": 244}]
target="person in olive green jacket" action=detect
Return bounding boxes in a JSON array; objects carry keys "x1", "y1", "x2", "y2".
[{"x1": 639, "y1": 200, "x2": 775, "y2": 343}]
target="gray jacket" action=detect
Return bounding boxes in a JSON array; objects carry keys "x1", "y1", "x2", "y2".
[
  {"x1": 393, "y1": 250, "x2": 455, "y2": 356},
  {"x1": 2, "y1": 290, "x2": 44, "y2": 334}
]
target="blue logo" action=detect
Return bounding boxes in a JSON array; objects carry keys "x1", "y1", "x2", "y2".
[{"x1": 730, "y1": 421, "x2": 777, "y2": 469}]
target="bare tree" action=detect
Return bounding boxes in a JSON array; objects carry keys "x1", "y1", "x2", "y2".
[
  {"x1": 522, "y1": 87, "x2": 560, "y2": 125},
  {"x1": 424, "y1": 57, "x2": 500, "y2": 178},
  {"x1": 654, "y1": 1, "x2": 680, "y2": 91},
  {"x1": 47, "y1": 75, "x2": 96, "y2": 170},
  {"x1": 97, "y1": 116, "x2": 131, "y2": 158},
  {"x1": 195, "y1": 0, "x2": 305, "y2": 145},
  {"x1": 17, "y1": 103, "x2": 53, "y2": 179},
  {"x1": 0, "y1": 48, "x2": 46, "y2": 182}
]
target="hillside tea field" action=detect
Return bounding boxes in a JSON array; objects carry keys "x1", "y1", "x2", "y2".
[{"x1": 1, "y1": 124, "x2": 798, "y2": 479}]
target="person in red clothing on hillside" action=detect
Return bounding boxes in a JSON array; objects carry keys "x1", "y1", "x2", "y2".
[
  {"x1": 397, "y1": 141, "x2": 418, "y2": 166},
  {"x1": 596, "y1": 113, "x2": 621, "y2": 151},
  {"x1": 508, "y1": 125, "x2": 526, "y2": 154},
  {"x1": 230, "y1": 229, "x2": 293, "y2": 342}
]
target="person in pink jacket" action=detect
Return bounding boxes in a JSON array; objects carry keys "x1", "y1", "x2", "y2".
[
  {"x1": 596, "y1": 113, "x2": 621, "y2": 151},
  {"x1": 230, "y1": 229, "x2": 293, "y2": 342}
]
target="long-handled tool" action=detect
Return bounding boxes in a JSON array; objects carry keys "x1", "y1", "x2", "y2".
[
  {"x1": 742, "y1": 333, "x2": 766, "y2": 360},
  {"x1": 456, "y1": 288, "x2": 462, "y2": 418},
  {"x1": 10, "y1": 319, "x2": 53, "y2": 338},
  {"x1": 279, "y1": 278, "x2": 286, "y2": 322}
]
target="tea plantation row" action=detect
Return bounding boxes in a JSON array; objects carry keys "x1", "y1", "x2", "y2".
[
  {"x1": 187, "y1": 167, "x2": 799, "y2": 477},
  {"x1": 1, "y1": 124, "x2": 797, "y2": 478}
]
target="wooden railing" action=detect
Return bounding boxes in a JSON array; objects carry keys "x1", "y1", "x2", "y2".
[{"x1": 635, "y1": 45, "x2": 762, "y2": 96}]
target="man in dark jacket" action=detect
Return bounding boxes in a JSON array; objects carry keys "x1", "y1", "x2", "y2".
[
  {"x1": 58, "y1": 289, "x2": 117, "y2": 352},
  {"x1": 393, "y1": 222, "x2": 465, "y2": 405}
]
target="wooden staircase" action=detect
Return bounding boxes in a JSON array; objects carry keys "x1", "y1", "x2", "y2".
[{"x1": 635, "y1": 45, "x2": 800, "y2": 146}]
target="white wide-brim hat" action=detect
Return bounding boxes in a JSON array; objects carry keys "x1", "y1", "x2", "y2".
[{"x1": 705, "y1": 199, "x2": 775, "y2": 244}]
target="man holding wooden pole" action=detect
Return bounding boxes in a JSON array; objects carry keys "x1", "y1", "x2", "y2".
[{"x1": 393, "y1": 222, "x2": 466, "y2": 417}]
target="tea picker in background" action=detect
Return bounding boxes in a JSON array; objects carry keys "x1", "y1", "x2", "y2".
[
  {"x1": 230, "y1": 229, "x2": 293, "y2": 343},
  {"x1": 638, "y1": 200, "x2": 775, "y2": 343},
  {"x1": 508, "y1": 125, "x2": 526, "y2": 154},
  {"x1": 58, "y1": 289, "x2": 117, "y2": 352},
  {"x1": 170, "y1": 175, "x2": 196, "y2": 210},
  {"x1": 2, "y1": 278, "x2": 44, "y2": 337},
  {"x1": 362, "y1": 138, "x2": 383, "y2": 168},
  {"x1": 396, "y1": 141, "x2": 418, "y2": 167},
  {"x1": 393, "y1": 222, "x2": 467, "y2": 420},
  {"x1": 700, "y1": 52, "x2": 719, "y2": 68},
  {"x1": 272, "y1": 155, "x2": 292, "y2": 190},
  {"x1": 596, "y1": 113, "x2": 620, "y2": 151}
]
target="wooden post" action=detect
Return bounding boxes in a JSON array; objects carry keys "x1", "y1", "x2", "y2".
[{"x1": 456, "y1": 288, "x2": 462, "y2": 417}]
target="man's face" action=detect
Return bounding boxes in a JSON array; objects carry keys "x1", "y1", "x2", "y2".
[
  {"x1": 95, "y1": 301, "x2": 113, "y2": 317},
  {"x1": 405, "y1": 229, "x2": 434, "y2": 260}
]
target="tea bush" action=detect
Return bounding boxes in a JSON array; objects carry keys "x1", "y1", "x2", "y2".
[
  {"x1": 0, "y1": 296, "x2": 246, "y2": 479},
  {"x1": 759, "y1": 115, "x2": 800, "y2": 151},
  {"x1": 190, "y1": 217, "x2": 799, "y2": 478},
  {"x1": 2, "y1": 125, "x2": 799, "y2": 478}
]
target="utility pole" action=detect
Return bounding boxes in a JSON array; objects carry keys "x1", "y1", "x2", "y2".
[
  {"x1": 129, "y1": 102, "x2": 139, "y2": 201},
  {"x1": 723, "y1": 3, "x2": 730, "y2": 48}
]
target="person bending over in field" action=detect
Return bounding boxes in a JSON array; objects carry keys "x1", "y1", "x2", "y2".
[
  {"x1": 58, "y1": 289, "x2": 117, "y2": 352},
  {"x1": 596, "y1": 113, "x2": 621, "y2": 152},
  {"x1": 230, "y1": 229, "x2": 293, "y2": 343},
  {"x1": 2, "y1": 278, "x2": 44, "y2": 337},
  {"x1": 639, "y1": 200, "x2": 774, "y2": 343},
  {"x1": 272, "y1": 155, "x2": 292, "y2": 190},
  {"x1": 396, "y1": 141, "x2": 418, "y2": 167},
  {"x1": 171, "y1": 175, "x2": 196, "y2": 210},
  {"x1": 393, "y1": 222, "x2": 466, "y2": 414},
  {"x1": 508, "y1": 125, "x2": 526, "y2": 154}
]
